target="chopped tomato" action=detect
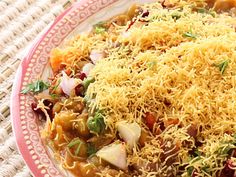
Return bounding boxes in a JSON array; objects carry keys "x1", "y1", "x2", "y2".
[
  {"x1": 144, "y1": 112, "x2": 156, "y2": 130},
  {"x1": 187, "y1": 124, "x2": 198, "y2": 138},
  {"x1": 65, "y1": 68, "x2": 72, "y2": 76},
  {"x1": 220, "y1": 159, "x2": 235, "y2": 177},
  {"x1": 50, "y1": 48, "x2": 63, "y2": 73},
  {"x1": 164, "y1": 118, "x2": 179, "y2": 128},
  {"x1": 153, "y1": 127, "x2": 162, "y2": 135}
]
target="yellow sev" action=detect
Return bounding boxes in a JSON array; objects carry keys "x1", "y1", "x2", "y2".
[
  {"x1": 48, "y1": 0, "x2": 236, "y2": 176},
  {"x1": 88, "y1": 4, "x2": 236, "y2": 133},
  {"x1": 87, "y1": 2, "x2": 236, "y2": 176}
]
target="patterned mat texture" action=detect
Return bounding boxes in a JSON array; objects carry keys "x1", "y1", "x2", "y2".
[{"x1": 0, "y1": 0, "x2": 74, "y2": 176}]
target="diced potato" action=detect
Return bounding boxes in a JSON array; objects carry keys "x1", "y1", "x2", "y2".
[
  {"x1": 74, "y1": 113, "x2": 90, "y2": 138},
  {"x1": 54, "y1": 111, "x2": 76, "y2": 130},
  {"x1": 52, "y1": 102, "x2": 62, "y2": 115},
  {"x1": 78, "y1": 162, "x2": 98, "y2": 177},
  {"x1": 68, "y1": 138, "x2": 88, "y2": 158},
  {"x1": 87, "y1": 135, "x2": 114, "y2": 149},
  {"x1": 127, "y1": 4, "x2": 140, "y2": 19},
  {"x1": 111, "y1": 15, "x2": 130, "y2": 26},
  {"x1": 139, "y1": 130, "x2": 149, "y2": 147},
  {"x1": 64, "y1": 98, "x2": 84, "y2": 113},
  {"x1": 53, "y1": 125, "x2": 66, "y2": 146},
  {"x1": 77, "y1": 141, "x2": 88, "y2": 158}
]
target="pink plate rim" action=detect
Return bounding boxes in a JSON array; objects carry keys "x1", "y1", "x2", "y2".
[{"x1": 10, "y1": 0, "x2": 119, "y2": 176}]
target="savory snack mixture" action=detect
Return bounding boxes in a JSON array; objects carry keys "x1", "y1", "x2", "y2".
[{"x1": 22, "y1": 0, "x2": 236, "y2": 176}]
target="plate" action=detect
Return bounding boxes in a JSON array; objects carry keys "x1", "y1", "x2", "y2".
[{"x1": 11, "y1": 0, "x2": 155, "y2": 176}]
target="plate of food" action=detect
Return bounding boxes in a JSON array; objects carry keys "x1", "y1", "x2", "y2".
[{"x1": 11, "y1": 0, "x2": 236, "y2": 176}]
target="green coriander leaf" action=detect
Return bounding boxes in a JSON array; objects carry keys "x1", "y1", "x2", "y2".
[
  {"x1": 150, "y1": 15, "x2": 158, "y2": 22},
  {"x1": 197, "y1": 8, "x2": 207, "y2": 13},
  {"x1": 21, "y1": 80, "x2": 49, "y2": 94},
  {"x1": 75, "y1": 143, "x2": 82, "y2": 156},
  {"x1": 95, "y1": 26, "x2": 106, "y2": 34},
  {"x1": 50, "y1": 93, "x2": 59, "y2": 99},
  {"x1": 209, "y1": 11, "x2": 216, "y2": 17},
  {"x1": 36, "y1": 80, "x2": 49, "y2": 92},
  {"x1": 34, "y1": 81, "x2": 41, "y2": 92},
  {"x1": 94, "y1": 22, "x2": 107, "y2": 34},
  {"x1": 82, "y1": 77, "x2": 95, "y2": 90},
  {"x1": 21, "y1": 83, "x2": 34, "y2": 94},
  {"x1": 87, "y1": 143, "x2": 97, "y2": 156},
  {"x1": 183, "y1": 31, "x2": 197, "y2": 39},
  {"x1": 67, "y1": 139, "x2": 81, "y2": 148},
  {"x1": 87, "y1": 110, "x2": 106, "y2": 134},
  {"x1": 201, "y1": 165, "x2": 210, "y2": 174},
  {"x1": 192, "y1": 156, "x2": 202, "y2": 163},
  {"x1": 193, "y1": 149, "x2": 201, "y2": 157},
  {"x1": 96, "y1": 21, "x2": 106, "y2": 26},
  {"x1": 196, "y1": 7, "x2": 216, "y2": 17},
  {"x1": 222, "y1": 145, "x2": 234, "y2": 155},
  {"x1": 171, "y1": 12, "x2": 181, "y2": 20},
  {"x1": 83, "y1": 95, "x2": 91, "y2": 103},
  {"x1": 215, "y1": 60, "x2": 229, "y2": 75},
  {"x1": 187, "y1": 166, "x2": 194, "y2": 176},
  {"x1": 51, "y1": 79, "x2": 61, "y2": 91},
  {"x1": 218, "y1": 144, "x2": 235, "y2": 155},
  {"x1": 147, "y1": 61, "x2": 157, "y2": 68},
  {"x1": 233, "y1": 134, "x2": 236, "y2": 140}
]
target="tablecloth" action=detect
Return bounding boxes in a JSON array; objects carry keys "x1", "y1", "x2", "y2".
[{"x1": 0, "y1": 1, "x2": 74, "y2": 176}]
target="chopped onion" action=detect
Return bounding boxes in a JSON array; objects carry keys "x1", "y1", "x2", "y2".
[
  {"x1": 116, "y1": 121, "x2": 141, "y2": 148},
  {"x1": 60, "y1": 71, "x2": 79, "y2": 96},
  {"x1": 97, "y1": 143, "x2": 127, "y2": 170},
  {"x1": 122, "y1": 31, "x2": 131, "y2": 38},
  {"x1": 90, "y1": 50, "x2": 104, "y2": 64},
  {"x1": 82, "y1": 63, "x2": 94, "y2": 77}
]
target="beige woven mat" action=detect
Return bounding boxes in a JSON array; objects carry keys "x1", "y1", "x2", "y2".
[{"x1": 0, "y1": 0, "x2": 75, "y2": 176}]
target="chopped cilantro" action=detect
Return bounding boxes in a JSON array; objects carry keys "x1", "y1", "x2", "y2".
[
  {"x1": 192, "y1": 156, "x2": 202, "y2": 163},
  {"x1": 67, "y1": 138, "x2": 82, "y2": 156},
  {"x1": 183, "y1": 31, "x2": 197, "y2": 39},
  {"x1": 187, "y1": 166, "x2": 194, "y2": 176},
  {"x1": 82, "y1": 77, "x2": 95, "y2": 90},
  {"x1": 87, "y1": 110, "x2": 106, "y2": 134},
  {"x1": 197, "y1": 8, "x2": 208, "y2": 14},
  {"x1": 68, "y1": 138, "x2": 81, "y2": 148},
  {"x1": 50, "y1": 93, "x2": 59, "y2": 99},
  {"x1": 95, "y1": 26, "x2": 106, "y2": 34},
  {"x1": 147, "y1": 61, "x2": 157, "y2": 68},
  {"x1": 87, "y1": 143, "x2": 97, "y2": 156},
  {"x1": 217, "y1": 143, "x2": 235, "y2": 155},
  {"x1": 193, "y1": 148, "x2": 201, "y2": 157},
  {"x1": 21, "y1": 80, "x2": 49, "y2": 94},
  {"x1": 171, "y1": 12, "x2": 181, "y2": 20},
  {"x1": 75, "y1": 143, "x2": 82, "y2": 155},
  {"x1": 94, "y1": 22, "x2": 107, "y2": 34},
  {"x1": 51, "y1": 79, "x2": 61, "y2": 91},
  {"x1": 196, "y1": 7, "x2": 216, "y2": 17},
  {"x1": 215, "y1": 60, "x2": 229, "y2": 75},
  {"x1": 201, "y1": 165, "x2": 210, "y2": 174}
]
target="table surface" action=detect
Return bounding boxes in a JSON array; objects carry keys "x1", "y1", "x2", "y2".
[{"x1": 0, "y1": 1, "x2": 74, "y2": 176}]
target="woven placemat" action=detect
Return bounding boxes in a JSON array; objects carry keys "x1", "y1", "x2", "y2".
[{"x1": 0, "y1": 0, "x2": 75, "y2": 176}]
